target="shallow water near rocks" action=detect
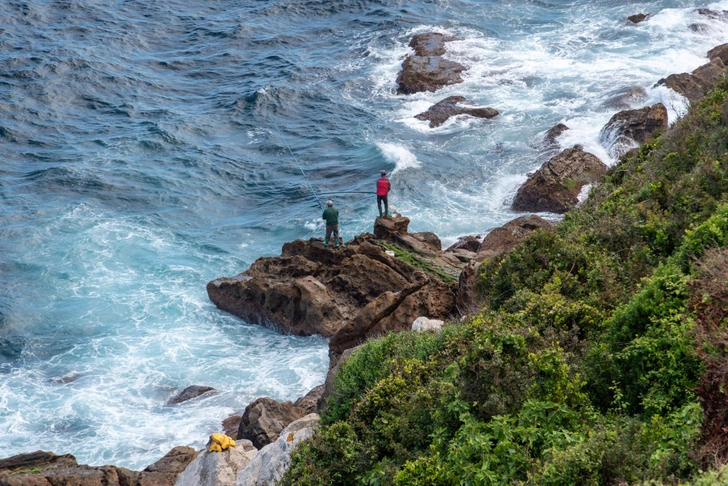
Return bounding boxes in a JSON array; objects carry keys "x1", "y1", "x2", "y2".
[{"x1": 1, "y1": 0, "x2": 727, "y2": 470}]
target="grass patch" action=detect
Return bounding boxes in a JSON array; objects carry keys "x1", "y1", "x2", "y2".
[{"x1": 377, "y1": 241, "x2": 458, "y2": 284}]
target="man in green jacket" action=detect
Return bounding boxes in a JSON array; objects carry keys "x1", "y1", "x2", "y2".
[{"x1": 322, "y1": 200, "x2": 339, "y2": 248}]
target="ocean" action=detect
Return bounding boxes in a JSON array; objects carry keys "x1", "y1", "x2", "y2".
[{"x1": 1, "y1": 0, "x2": 726, "y2": 469}]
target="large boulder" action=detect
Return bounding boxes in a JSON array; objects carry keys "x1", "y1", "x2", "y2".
[
  {"x1": 599, "y1": 103, "x2": 668, "y2": 158},
  {"x1": 708, "y1": 43, "x2": 728, "y2": 64},
  {"x1": 397, "y1": 33, "x2": 466, "y2": 94},
  {"x1": 174, "y1": 441, "x2": 256, "y2": 486},
  {"x1": 656, "y1": 73, "x2": 705, "y2": 101},
  {"x1": 627, "y1": 13, "x2": 650, "y2": 23},
  {"x1": 237, "y1": 398, "x2": 307, "y2": 449},
  {"x1": 446, "y1": 235, "x2": 481, "y2": 253},
  {"x1": 414, "y1": 96, "x2": 498, "y2": 128},
  {"x1": 207, "y1": 216, "x2": 460, "y2": 339},
  {"x1": 236, "y1": 414, "x2": 319, "y2": 486},
  {"x1": 512, "y1": 146, "x2": 607, "y2": 213}
]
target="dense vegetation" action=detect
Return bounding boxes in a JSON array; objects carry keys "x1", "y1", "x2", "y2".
[{"x1": 280, "y1": 81, "x2": 728, "y2": 485}]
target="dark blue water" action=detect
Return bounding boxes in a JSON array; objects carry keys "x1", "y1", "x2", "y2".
[{"x1": 1, "y1": 0, "x2": 726, "y2": 469}]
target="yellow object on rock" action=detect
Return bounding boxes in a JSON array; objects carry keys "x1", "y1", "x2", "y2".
[{"x1": 208, "y1": 433, "x2": 236, "y2": 452}]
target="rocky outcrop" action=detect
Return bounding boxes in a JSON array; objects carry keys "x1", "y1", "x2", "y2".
[
  {"x1": 207, "y1": 216, "x2": 460, "y2": 339},
  {"x1": 599, "y1": 103, "x2": 668, "y2": 158},
  {"x1": 236, "y1": 414, "x2": 320, "y2": 486},
  {"x1": 237, "y1": 398, "x2": 307, "y2": 449},
  {"x1": 412, "y1": 316, "x2": 444, "y2": 332},
  {"x1": 656, "y1": 49, "x2": 727, "y2": 102},
  {"x1": 0, "y1": 447, "x2": 198, "y2": 486},
  {"x1": 293, "y1": 385, "x2": 325, "y2": 414},
  {"x1": 397, "y1": 33, "x2": 466, "y2": 94},
  {"x1": 455, "y1": 215, "x2": 554, "y2": 313},
  {"x1": 538, "y1": 123, "x2": 570, "y2": 150},
  {"x1": 174, "y1": 440, "x2": 256, "y2": 486},
  {"x1": 512, "y1": 146, "x2": 607, "y2": 213},
  {"x1": 168, "y1": 385, "x2": 215, "y2": 405},
  {"x1": 446, "y1": 235, "x2": 481, "y2": 253},
  {"x1": 627, "y1": 13, "x2": 650, "y2": 23},
  {"x1": 414, "y1": 96, "x2": 498, "y2": 128}
]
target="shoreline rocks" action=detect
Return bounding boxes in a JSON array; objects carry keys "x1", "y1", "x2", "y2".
[
  {"x1": 512, "y1": 146, "x2": 607, "y2": 214},
  {"x1": 599, "y1": 103, "x2": 668, "y2": 158},
  {"x1": 396, "y1": 33, "x2": 466, "y2": 94},
  {"x1": 414, "y1": 96, "x2": 499, "y2": 128}
]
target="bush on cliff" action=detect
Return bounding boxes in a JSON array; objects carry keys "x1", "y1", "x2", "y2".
[{"x1": 281, "y1": 80, "x2": 728, "y2": 485}]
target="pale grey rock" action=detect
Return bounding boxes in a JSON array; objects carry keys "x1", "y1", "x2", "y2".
[
  {"x1": 236, "y1": 414, "x2": 320, "y2": 486},
  {"x1": 412, "y1": 317, "x2": 444, "y2": 332},
  {"x1": 175, "y1": 441, "x2": 257, "y2": 486}
]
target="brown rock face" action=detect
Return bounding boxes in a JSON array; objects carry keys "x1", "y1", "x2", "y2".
[
  {"x1": 512, "y1": 147, "x2": 607, "y2": 214},
  {"x1": 656, "y1": 73, "x2": 705, "y2": 102},
  {"x1": 599, "y1": 103, "x2": 668, "y2": 158},
  {"x1": 477, "y1": 215, "x2": 554, "y2": 260},
  {"x1": 237, "y1": 397, "x2": 307, "y2": 449},
  {"x1": 455, "y1": 216, "x2": 554, "y2": 313},
  {"x1": 294, "y1": 384, "x2": 326, "y2": 414},
  {"x1": 414, "y1": 96, "x2": 499, "y2": 128},
  {"x1": 167, "y1": 385, "x2": 215, "y2": 405},
  {"x1": 0, "y1": 448, "x2": 197, "y2": 486},
  {"x1": 397, "y1": 56, "x2": 467, "y2": 95},
  {"x1": 397, "y1": 33, "x2": 466, "y2": 94},
  {"x1": 708, "y1": 43, "x2": 728, "y2": 64},
  {"x1": 446, "y1": 235, "x2": 482, "y2": 253},
  {"x1": 207, "y1": 216, "x2": 459, "y2": 338},
  {"x1": 409, "y1": 32, "x2": 458, "y2": 56},
  {"x1": 627, "y1": 13, "x2": 650, "y2": 23},
  {"x1": 692, "y1": 57, "x2": 726, "y2": 86}
]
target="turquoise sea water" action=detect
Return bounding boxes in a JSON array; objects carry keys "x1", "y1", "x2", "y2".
[{"x1": 1, "y1": 0, "x2": 727, "y2": 469}]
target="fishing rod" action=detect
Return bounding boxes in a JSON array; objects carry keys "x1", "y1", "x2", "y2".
[{"x1": 269, "y1": 115, "x2": 323, "y2": 210}]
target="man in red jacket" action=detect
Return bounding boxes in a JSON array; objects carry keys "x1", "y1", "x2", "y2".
[{"x1": 376, "y1": 170, "x2": 391, "y2": 218}]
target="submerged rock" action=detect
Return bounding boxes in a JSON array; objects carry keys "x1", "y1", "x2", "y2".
[
  {"x1": 414, "y1": 96, "x2": 498, "y2": 128},
  {"x1": 599, "y1": 103, "x2": 668, "y2": 158},
  {"x1": 627, "y1": 13, "x2": 651, "y2": 23},
  {"x1": 396, "y1": 32, "x2": 466, "y2": 94},
  {"x1": 512, "y1": 146, "x2": 607, "y2": 214},
  {"x1": 167, "y1": 385, "x2": 216, "y2": 405},
  {"x1": 601, "y1": 86, "x2": 648, "y2": 110}
]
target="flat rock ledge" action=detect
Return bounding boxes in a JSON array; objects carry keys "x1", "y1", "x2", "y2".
[
  {"x1": 512, "y1": 146, "x2": 607, "y2": 214},
  {"x1": 0, "y1": 447, "x2": 198, "y2": 486},
  {"x1": 397, "y1": 32, "x2": 466, "y2": 94},
  {"x1": 207, "y1": 215, "x2": 463, "y2": 340},
  {"x1": 415, "y1": 96, "x2": 498, "y2": 127}
]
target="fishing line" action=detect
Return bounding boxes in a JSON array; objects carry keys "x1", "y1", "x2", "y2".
[{"x1": 269, "y1": 115, "x2": 323, "y2": 210}]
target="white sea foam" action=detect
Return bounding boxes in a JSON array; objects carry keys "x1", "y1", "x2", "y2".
[{"x1": 376, "y1": 142, "x2": 421, "y2": 174}]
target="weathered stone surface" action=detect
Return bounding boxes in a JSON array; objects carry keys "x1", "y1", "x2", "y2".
[
  {"x1": 412, "y1": 316, "x2": 444, "y2": 332},
  {"x1": 478, "y1": 215, "x2": 554, "y2": 259},
  {"x1": 397, "y1": 33, "x2": 466, "y2": 95},
  {"x1": 692, "y1": 57, "x2": 725, "y2": 86},
  {"x1": 538, "y1": 123, "x2": 570, "y2": 150},
  {"x1": 512, "y1": 147, "x2": 607, "y2": 214},
  {"x1": 455, "y1": 215, "x2": 554, "y2": 313},
  {"x1": 141, "y1": 447, "x2": 199, "y2": 486},
  {"x1": 627, "y1": 13, "x2": 650, "y2": 23},
  {"x1": 293, "y1": 384, "x2": 325, "y2": 414},
  {"x1": 237, "y1": 398, "x2": 307, "y2": 449},
  {"x1": 223, "y1": 415, "x2": 243, "y2": 439},
  {"x1": 414, "y1": 96, "x2": 498, "y2": 128},
  {"x1": 696, "y1": 8, "x2": 728, "y2": 20},
  {"x1": 656, "y1": 73, "x2": 705, "y2": 101},
  {"x1": 708, "y1": 43, "x2": 728, "y2": 64},
  {"x1": 0, "y1": 450, "x2": 152, "y2": 486},
  {"x1": 409, "y1": 32, "x2": 458, "y2": 56},
  {"x1": 236, "y1": 414, "x2": 319, "y2": 486},
  {"x1": 174, "y1": 443, "x2": 256, "y2": 486},
  {"x1": 446, "y1": 235, "x2": 481, "y2": 253},
  {"x1": 167, "y1": 385, "x2": 216, "y2": 405},
  {"x1": 599, "y1": 103, "x2": 668, "y2": 158},
  {"x1": 208, "y1": 215, "x2": 459, "y2": 339},
  {"x1": 321, "y1": 346, "x2": 361, "y2": 410}
]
